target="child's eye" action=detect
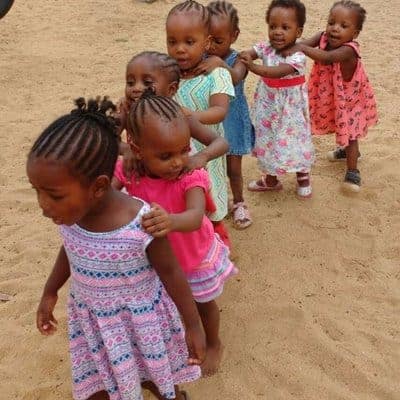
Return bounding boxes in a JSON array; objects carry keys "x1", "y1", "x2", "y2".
[
  {"x1": 159, "y1": 153, "x2": 171, "y2": 161},
  {"x1": 167, "y1": 39, "x2": 176, "y2": 45},
  {"x1": 49, "y1": 193, "x2": 65, "y2": 201},
  {"x1": 144, "y1": 80, "x2": 153, "y2": 86},
  {"x1": 186, "y1": 39, "x2": 195, "y2": 45},
  {"x1": 127, "y1": 80, "x2": 134, "y2": 86}
]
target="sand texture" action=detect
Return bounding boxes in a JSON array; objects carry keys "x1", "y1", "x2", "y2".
[{"x1": 1, "y1": 1, "x2": 399, "y2": 399}]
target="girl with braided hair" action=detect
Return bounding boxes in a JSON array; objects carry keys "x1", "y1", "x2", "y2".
[
  {"x1": 113, "y1": 91, "x2": 237, "y2": 376},
  {"x1": 166, "y1": 0, "x2": 235, "y2": 247},
  {"x1": 115, "y1": 51, "x2": 228, "y2": 181},
  {"x1": 28, "y1": 97, "x2": 205, "y2": 400}
]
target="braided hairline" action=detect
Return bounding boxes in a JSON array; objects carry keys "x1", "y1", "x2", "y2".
[
  {"x1": 29, "y1": 97, "x2": 119, "y2": 182},
  {"x1": 208, "y1": 1, "x2": 239, "y2": 32},
  {"x1": 128, "y1": 93, "x2": 182, "y2": 142},
  {"x1": 167, "y1": 0, "x2": 210, "y2": 28},
  {"x1": 128, "y1": 51, "x2": 180, "y2": 85}
]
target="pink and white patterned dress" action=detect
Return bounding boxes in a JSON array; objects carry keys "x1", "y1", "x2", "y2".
[
  {"x1": 61, "y1": 201, "x2": 200, "y2": 400},
  {"x1": 308, "y1": 33, "x2": 378, "y2": 146},
  {"x1": 251, "y1": 42, "x2": 315, "y2": 175}
]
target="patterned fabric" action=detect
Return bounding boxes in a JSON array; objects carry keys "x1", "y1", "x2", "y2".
[
  {"x1": 113, "y1": 163, "x2": 237, "y2": 302},
  {"x1": 61, "y1": 202, "x2": 200, "y2": 400},
  {"x1": 251, "y1": 42, "x2": 315, "y2": 175},
  {"x1": 222, "y1": 50, "x2": 254, "y2": 155},
  {"x1": 174, "y1": 67, "x2": 235, "y2": 221},
  {"x1": 308, "y1": 33, "x2": 378, "y2": 146}
]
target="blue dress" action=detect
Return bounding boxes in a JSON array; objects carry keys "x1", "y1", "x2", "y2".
[{"x1": 223, "y1": 50, "x2": 254, "y2": 155}]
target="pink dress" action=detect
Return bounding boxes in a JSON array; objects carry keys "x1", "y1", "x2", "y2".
[
  {"x1": 62, "y1": 202, "x2": 200, "y2": 400},
  {"x1": 114, "y1": 161, "x2": 236, "y2": 303},
  {"x1": 308, "y1": 33, "x2": 378, "y2": 146}
]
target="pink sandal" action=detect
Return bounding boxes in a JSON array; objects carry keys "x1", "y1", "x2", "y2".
[
  {"x1": 296, "y1": 174, "x2": 312, "y2": 199},
  {"x1": 232, "y1": 202, "x2": 252, "y2": 230},
  {"x1": 247, "y1": 175, "x2": 283, "y2": 192}
]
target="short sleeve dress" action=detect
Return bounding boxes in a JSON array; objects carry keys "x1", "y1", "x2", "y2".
[
  {"x1": 62, "y1": 201, "x2": 200, "y2": 400},
  {"x1": 114, "y1": 163, "x2": 237, "y2": 303},
  {"x1": 251, "y1": 42, "x2": 315, "y2": 175},
  {"x1": 174, "y1": 67, "x2": 235, "y2": 221},
  {"x1": 222, "y1": 50, "x2": 254, "y2": 155},
  {"x1": 308, "y1": 33, "x2": 378, "y2": 146}
]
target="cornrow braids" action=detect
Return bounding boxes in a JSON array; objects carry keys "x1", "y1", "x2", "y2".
[
  {"x1": 266, "y1": 0, "x2": 306, "y2": 28},
  {"x1": 128, "y1": 51, "x2": 180, "y2": 85},
  {"x1": 208, "y1": 1, "x2": 239, "y2": 32},
  {"x1": 331, "y1": 0, "x2": 366, "y2": 31},
  {"x1": 128, "y1": 88, "x2": 183, "y2": 142},
  {"x1": 29, "y1": 97, "x2": 119, "y2": 182},
  {"x1": 167, "y1": 0, "x2": 210, "y2": 28}
]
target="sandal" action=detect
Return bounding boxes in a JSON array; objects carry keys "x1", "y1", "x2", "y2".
[
  {"x1": 247, "y1": 176, "x2": 283, "y2": 192},
  {"x1": 232, "y1": 202, "x2": 252, "y2": 230},
  {"x1": 296, "y1": 174, "x2": 312, "y2": 199}
]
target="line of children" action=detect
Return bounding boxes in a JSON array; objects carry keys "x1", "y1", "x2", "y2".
[{"x1": 30, "y1": 1, "x2": 378, "y2": 399}]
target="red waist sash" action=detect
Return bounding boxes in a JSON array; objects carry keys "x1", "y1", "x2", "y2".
[{"x1": 262, "y1": 75, "x2": 305, "y2": 88}]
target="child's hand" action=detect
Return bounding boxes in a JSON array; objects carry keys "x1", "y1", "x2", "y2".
[
  {"x1": 185, "y1": 324, "x2": 206, "y2": 365},
  {"x1": 181, "y1": 107, "x2": 193, "y2": 117},
  {"x1": 239, "y1": 51, "x2": 253, "y2": 66},
  {"x1": 193, "y1": 56, "x2": 224, "y2": 76},
  {"x1": 36, "y1": 294, "x2": 58, "y2": 336},
  {"x1": 184, "y1": 153, "x2": 208, "y2": 173},
  {"x1": 142, "y1": 203, "x2": 172, "y2": 237}
]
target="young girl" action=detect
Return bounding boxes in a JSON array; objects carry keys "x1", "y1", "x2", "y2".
[
  {"x1": 115, "y1": 51, "x2": 229, "y2": 178},
  {"x1": 29, "y1": 98, "x2": 205, "y2": 400},
  {"x1": 166, "y1": 0, "x2": 235, "y2": 241},
  {"x1": 290, "y1": 0, "x2": 377, "y2": 192},
  {"x1": 239, "y1": 0, "x2": 315, "y2": 198},
  {"x1": 193, "y1": 0, "x2": 255, "y2": 229},
  {"x1": 113, "y1": 92, "x2": 237, "y2": 376}
]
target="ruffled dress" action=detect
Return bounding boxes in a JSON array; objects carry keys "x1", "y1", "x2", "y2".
[{"x1": 308, "y1": 33, "x2": 378, "y2": 146}]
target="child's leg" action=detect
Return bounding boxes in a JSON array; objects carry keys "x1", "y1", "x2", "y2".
[
  {"x1": 343, "y1": 139, "x2": 362, "y2": 191},
  {"x1": 196, "y1": 300, "x2": 223, "y2": 376},
  {"x1": 346, "y1": 139, "x2": 359, "y2": 171},
  {"x1": 87, "y1": 391, "x2": 109, "y2": 400},
  {"x1": 296, "y1": 172, "x2": 312, "y2": 199},
  {"x1": 227, "y1": 155, "x2": 252, "y2": 229}
]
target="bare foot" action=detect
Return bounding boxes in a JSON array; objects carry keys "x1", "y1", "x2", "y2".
[{"x1": 201, "y1": 342, "x2": 224, "y2": 377}]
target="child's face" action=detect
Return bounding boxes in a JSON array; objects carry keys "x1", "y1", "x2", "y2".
[
  {"x1": 267, "y1": 7, "x2": 302, "y2": 51},
  {"x1": 166, "y1": 13, "x2": 210, "y2": 71},
  {"x1": 126, "y1": 57, "x2": 176, "y2": 105},
  {"x1": 208, "y1": 15, "x2": 239, "y2": 59},
  {"x1": 133, "y1": 116, "x2": 191, "y2": 180},
  {"x1": 27, "y1": 157, "x2": 96, "y2": 226},
  {"x1": 326, "y1": 5, "x2": 359, "y2": 48}
]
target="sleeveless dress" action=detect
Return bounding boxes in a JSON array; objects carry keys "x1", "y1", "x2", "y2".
[
  {"x1": 62, "y1": 202, "x2": 200, "y2": 400},
  {"x1": 308, "y1": 33, "x2": 378, "y2": 146},
  {"x1": 251, "y1": 42, "x2": 315, "y2": 175},
  {"x1": 222, "y1": 50, "x2": 254, "y2": 155},
  {"x1": 174, "y1": 67, "x2": 235, "y2": 222}
]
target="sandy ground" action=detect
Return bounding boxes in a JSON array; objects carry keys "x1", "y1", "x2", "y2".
[{"x1": 1, "y1": 1, "x2": 399, "y2": 399}]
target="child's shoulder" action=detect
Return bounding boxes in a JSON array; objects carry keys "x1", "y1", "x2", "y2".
[{"x1": 179, "y1": 169, "x2": 210, "y2": 190}]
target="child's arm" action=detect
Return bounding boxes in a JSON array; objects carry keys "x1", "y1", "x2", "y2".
[
  {"x1": 141, "y1": 187, "x2": 205, "y2": 237},
  {"x1": 185, "y1": 115, "x2": 228, "y2": 171},
  {"x1": 189, "y1": 93, "x2": 230, "y2": 125},
  {"x1": 295, "y1": 42, "x2": 356, "y2": 64},
  {"x1": 194, "y1": 55, "x2": 248, "y2": 86},
  {"x1": 146, "y1": 237, "x2": 206, "y2": 365},
  {"x1": 301, "y1": 31, "x2": 324, "y2": 48},
  {"x1": 240, "y1": 51, "x2": 296, "y2": 78},
  {"x1": 36, "y1": 246, "x2": 70, "y2": 335}
]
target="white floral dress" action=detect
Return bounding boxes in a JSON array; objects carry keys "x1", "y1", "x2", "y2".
[{"x1": 251, "y1": 42, "x2": 315, "y2": 175}]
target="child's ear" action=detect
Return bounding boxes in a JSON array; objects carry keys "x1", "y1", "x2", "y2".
[
  {"x1": 130, "y1": 141, "x2": 142, "y2": 160},
  {"x1": 168, "y1": 81, "x2": 179, "y2": 97},
  {"x1": 296, "y1": 27, "x2": 303, "y2": 39},
  {"x1": 353, "y1": 30, "x2": 360, "y2": 40},
  {"x1": 92, "y1": 175, "x2": 110, "y2": 198},
  {"x1": 231, "y1": 29, "x2": 240, "y2": 44}
]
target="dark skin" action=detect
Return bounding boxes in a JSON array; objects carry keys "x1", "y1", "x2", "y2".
[
  {"x1": 29, "y1": 157, "x2": 205, "y2": 400},
  {"x1": 284, "y1": 5, "x2": 361, "y2": 172},
  {"x1": 193, "y1": 14, "x2": 251, "y2": 227}
]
